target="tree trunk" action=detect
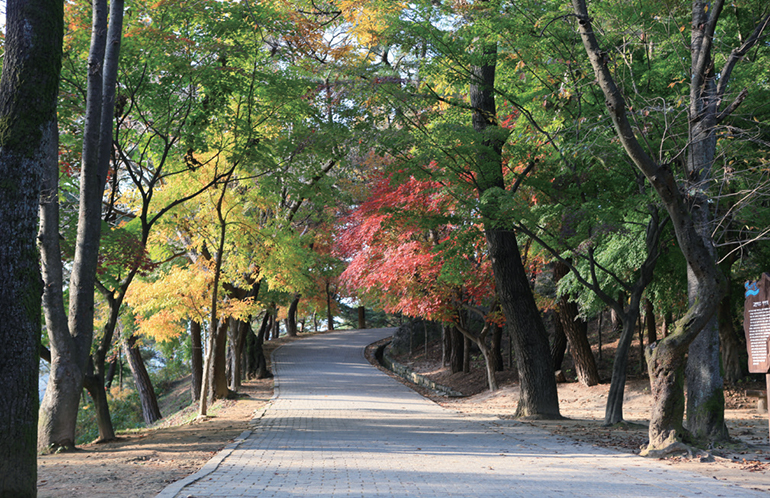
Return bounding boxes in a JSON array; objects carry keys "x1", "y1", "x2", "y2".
[
  {"x1": 442, "y1": 324, "x2": 451, "y2": 367},
  {"x1": 227, "y1": 318, "x2": 247, "y2": 391},
  {"x1": 491, "y1": 323, "x2": 504, "y2": 371},
  {"x1": 358, "y1": 306, "x2": 366, "y2": 329},
  {"x1": 468, "y1": 35, "x2": 560, "y2": 418},
  {"x1": 570, "y1": 0, "x2": 757, "y2": 451},
  {"x1": 83, "y1": 357, "x2": 115, "y2": 442},
  {"x1": 123, "y1": 335, "x2": 161, "y2": 425},
  {"x1": 190, "y1": 320, "x2": 203, "y2": 402},
  {"x1": 104, "y1": 356, "x2": 117, "y2": 389},
  {"x1": 550, "y1": 312, "x2": 567, "y2": 372},
  {"x1": 326, "y1": 282, "x2": 335, "y2": 330},
  {"x1": 553, "y1": 262, "x2": 599, "y2": 387},
  {"x1": 271, "y1": 308, "x2": 280, "y2": 340},
  {"x1": 0, "y1": 1, "x2": 62, "y2": 490},
  {"x1": 604, "y1": 305, "x2": 641, "y2": 425},
  {"x1": 212, "y1": 319, "x2": 230, "y2": 401},
  {"x1": 449, "y1": 326, "x2": 464, "y2": 374},
  {"x1": 645, "y1": 298, "x2": 657, "y2": 345},
  {"x1": 462, "y1": 335, "x2": 471, "y2": 374},
  {"x1": 286, "y1": 295, "x2": 300, "y2": 337},
  {"x1": 719, "y1": 291, "x2": 745, "y2": 384}
]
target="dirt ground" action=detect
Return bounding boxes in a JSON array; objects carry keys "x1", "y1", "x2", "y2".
[{"x1": 38, "y1": 331, "x2": 770, "y2": 496}]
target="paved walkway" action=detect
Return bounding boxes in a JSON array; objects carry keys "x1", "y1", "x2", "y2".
[{"x1": 158, "y1": 328, "x2": 762, "y2": 497}]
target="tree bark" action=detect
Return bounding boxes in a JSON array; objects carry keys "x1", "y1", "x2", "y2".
[
  {"x1": 0, "y1": 0, "x2": 62, "y2": 491},
  {"x1": 358, "y1": 306, "x2": 366, "y2": 329},
  {"x1": 645, "y1": 298, "x2": 657, "y2": 346},
  {"x1": 190, "y1": 320, "x2": 203, "y2": 402},
  {"x1": 569, "y1": 0, "x2": 762, "y2": 450},
  {"x1": 553, "y1": 262, "x2": 599, "y2": 387},
  {"x1": 286, "y1": 295, "x2": 300, "y2": 337},
  {"x1": 123, "y1": 335, "x2": 161, "y2": 425},
  {"x1": 449, "y1": 326, "x2": 464, "y2": 374},
  {"x1": 550, "y1": 312, "x2": 567, "y2": 372},
  {"x1": 491, "y1": 323, "x2": 504, "y2": 372},
  {"x1": 326, "y1": 282, "x2": 335, "y2": 331},
  {"x1": 719, "y1": 291, "x2": 745, "y2": 384},
  {"x1": 468, "y1": 34, "x2": 560, "y2": 418}
]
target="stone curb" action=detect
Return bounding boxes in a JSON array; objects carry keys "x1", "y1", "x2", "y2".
[
  {"x1": 155, "y1": 345, "x2": 284, "y2": 498},
  {"x1": 378, "y1": 341, "x2": 464, "y2": 397}
]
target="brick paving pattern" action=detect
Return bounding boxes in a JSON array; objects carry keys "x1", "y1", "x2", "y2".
[{"x1": 159, "y1": 328, "x2": 763, "y2": 497}]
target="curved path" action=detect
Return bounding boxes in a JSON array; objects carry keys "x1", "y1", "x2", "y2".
[{"x1": 159, "y1": 328, "x2": 761, "y2": 497}]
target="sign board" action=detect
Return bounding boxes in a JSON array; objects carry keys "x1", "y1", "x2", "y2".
[{"x1": 743, "y1": 273, "x2": 770, "y2": 374}]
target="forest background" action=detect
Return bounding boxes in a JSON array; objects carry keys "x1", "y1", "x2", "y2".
[{"x1": 0, "y1": 0, "x2": 769, "y2": 495}]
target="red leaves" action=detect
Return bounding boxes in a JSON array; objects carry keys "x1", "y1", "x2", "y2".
[{"x1": 335, "y1": 170, "x2": 496, "y2": 321}]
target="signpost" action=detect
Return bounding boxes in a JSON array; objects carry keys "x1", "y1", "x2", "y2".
[{"x1": 743, "y1": 273, "x2": 770, "y2": 439}]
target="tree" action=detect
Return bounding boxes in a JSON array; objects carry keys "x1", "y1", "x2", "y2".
[
  {"x1": 570, "y1": 0, "x2": 770, "y2": 452},
  {"x1": 38, "y1": 0, "x2": 124, "y2": 450},
  {"x1": 0, "y1": 0, "x2": 62, "y2": 493}
]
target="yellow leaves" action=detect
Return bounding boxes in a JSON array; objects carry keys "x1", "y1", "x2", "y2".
[
  {"x1": 679, "y1": 25, "x2": 685, "y2": 33},
  {"x1": 338, "y1": 0, "x2": 404, "y2": 47},
  {"x1": 515, "y1": 60, "x2": 526, "y2": 72}
]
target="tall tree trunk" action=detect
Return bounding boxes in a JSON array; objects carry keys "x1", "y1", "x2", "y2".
[
  {"x1": 491, "y1": 323, "x2": 504, "y2": 372},
  {"x1": 469, "y1": 35, "x2": 559, "y2": 418},
  {"x1": 227, "y1": 318, "x2": 247, "y2": 391},
  {"x1": 645, "y1": 298, "x2": 657, "y2": 345},
  {"x1": 449, "y1": 326, "x2": 464, "y2": 374},
  {"x1": 212, "y1": 320, "x2": 230, "y2": 400},
  {"x1": 570, "y1": 0, "x2": 763, "y2": 451},
  {"x1": 271, "y1": 308, "x2": 280, "y2": 340},
  {"x1": 246, "y1": 312, "x2": 272, "y2": 380},
  {"x1": 190, "y1": 320, "x2": 203, "y2": 402},
  {"x1": 462, "y1": 335, "x2": 471, "y2": 374},
  {"x1": 39, "y1": 0, "x2": 125, "y2": 451},
  {"x1": 358, "y1": 306, "x2": 366, "y2": 329},
  {"x1": 123, "y1": 335, "x2": 161, "y2": 425},
  {"x1": 550, "y1": 312, "x2": 567, "y2": 372},
  {"x1": 553, "y1": 262, "x2": 599, "y2": 387},
  {"x1": 442, "y1": 324, "x2": 451, "y2": 367},
  {"x1": 718, "y1": 288, "x2": 745, "y2": 384},
  {"x1": 326, "y1": 282, "x2": 335, "y2": 331},
  {"x1": 286, "y1": 295, "x2": 300, "y2": 337},
  {"x1": 0, "y1": 0, "x2": 62, "y2": 491}
]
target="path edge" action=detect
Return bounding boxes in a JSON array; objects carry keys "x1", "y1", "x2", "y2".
[{"x1": 155, "y1": 347, "x2": 284, "y2": 498}]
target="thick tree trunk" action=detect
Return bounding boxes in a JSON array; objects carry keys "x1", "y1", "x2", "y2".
[
  {"x1": 271, "y1": 309, "x2": 280, "y2": 340},
  {"x1": 462, "y1": 336, "x2": 471, "y2": 374},
  {"x1": 468, "y1": 35, "x2": 559, "y2": 418},
  {"x1": 553, "y1": 262, "x2": 599, "y2": 387},
  {"x1": 190, "y1": 320, "x2": 203, "y2": 402},
  {"x1": 358, "y1": 306, "x2": 366, "y2": 329},
  {"x1": 491, "y1": 323, "x2": 504, "y2": 372},
  {"x1": 286, "y1": 295, "x2": 300, "y2": 337},
  {"x1": 212, "y1": 319, "x2": 230, "y2": 400},
  {"x1": 0, "y1": 1, "x2": 62, "y2": 491},
  {"x1": 645, "y1": 299, "x2": 657, "y2": 345},
  {"x1": 550, "y1": 312, "x2": 567, "y2": 372},
  {"x1": 569, "y1": 0, "x2": 759, "y2": 451},
  {"x1": 227, "y1": 318, "x2": 247, "y2": 391},
  {"x1": 487, "y1": 230, "x2": 561, "y2": 418},
  {"x1": 449, "y1": 326, "x2": 464, "y2": 374},
  {"x1": 123, "y1": 335, "x2": 161, "y2": 425},
  {"x1": 719, "y1": 292, "x2": 745, "y2": 384}
]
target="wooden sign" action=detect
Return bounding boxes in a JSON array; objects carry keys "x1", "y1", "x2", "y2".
[{"x1": 744, "y1": 273, "x2": 770, "y2": 374}]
